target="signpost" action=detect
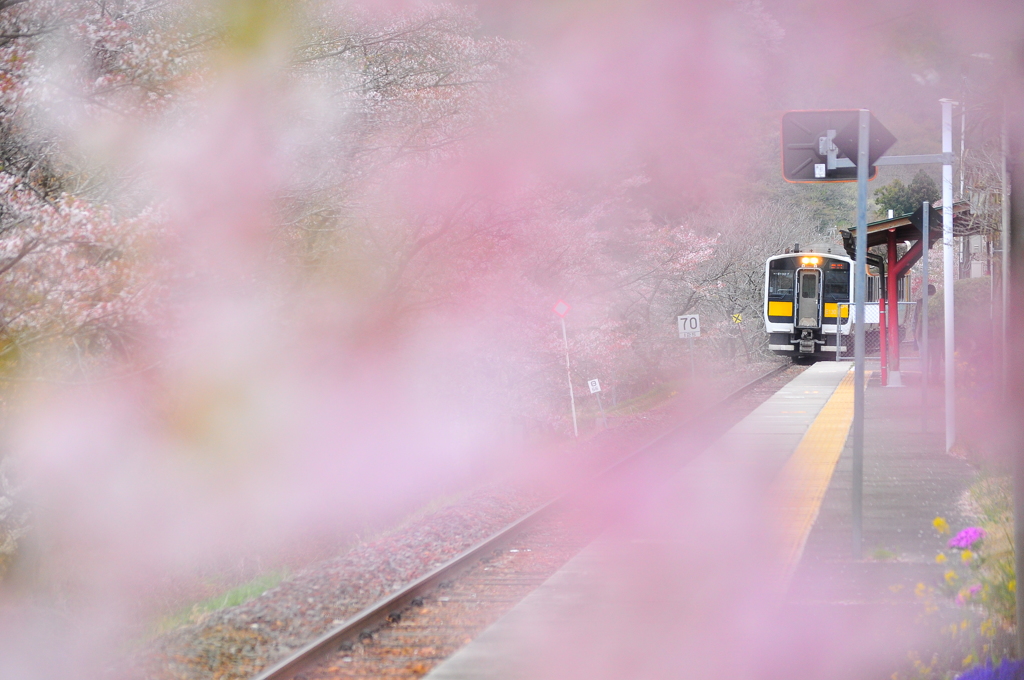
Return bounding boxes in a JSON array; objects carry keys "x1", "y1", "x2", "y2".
[
  {"x1": 588, "y1": 379, "x2": 607, "y2": 428},
  {"x1": 781, "y1": 105, "x2": 954, "y2": 559},
  {"x1": 785, "y1": 109, "x2": 877, "y2": 557},
  {"x1": 851, "y1": 109, "x2": 871, "y2": 560},
  {"x1": 677, "y1": 314, "x2": 700, "y2": 338},
  {"x1": 553, "y1": 300, "x2": 578, "y2": 438},
  {"x1": 678, "y1": 314, "x2": 700, "y2": 378},
  {"x1": 781, "y1": 110, "x2": 891, "y2": 182},
  {"x1": 780, "y1": 113, "x2": 885, "y2": 550}
]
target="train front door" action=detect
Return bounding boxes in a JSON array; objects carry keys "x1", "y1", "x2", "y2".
[{"x1": 796, "y1": 269, "x2": 820, "y2": 328}]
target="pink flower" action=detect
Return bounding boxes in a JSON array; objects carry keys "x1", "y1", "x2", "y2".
[{"x1": 949, "y1": 527, "x2": 985, "y2": 550}]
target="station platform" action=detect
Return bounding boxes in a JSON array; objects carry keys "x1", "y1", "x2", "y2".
[{"x1": 425, "y1": 361, "x2": 976, "y2": 680}]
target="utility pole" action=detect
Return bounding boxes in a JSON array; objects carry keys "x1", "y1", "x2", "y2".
[{"x1": 941, "y1": 99, "x2": 957, "y2": 452}]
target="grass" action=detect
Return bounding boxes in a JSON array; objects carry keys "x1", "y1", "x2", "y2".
[
  {"x1": 150, "y1": 569, "x2": 289, "y2": 636},
  {"x1": 145, "y1": 488, "x2": 473, "y2": 639},
  {"x1": 872, "y1": 547, "x2": 896, "y2": 561},
  {"x1": 604, "y1": 382, "x2": 680, "y2": 417}
]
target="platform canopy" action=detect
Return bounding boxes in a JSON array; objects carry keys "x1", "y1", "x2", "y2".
[
  {"x1": 840, "y1": 199, "x2": 973, "y2": 286},
  {"x1": 841, "y1": 200, "x2": 972, "y2": 254}
]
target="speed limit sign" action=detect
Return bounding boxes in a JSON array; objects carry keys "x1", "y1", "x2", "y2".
[{"x1": 677, "y1": 314, "x2": 700, "y2": 339}]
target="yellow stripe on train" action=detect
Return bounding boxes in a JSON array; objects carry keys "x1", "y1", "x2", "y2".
[
  {"x1": 768, "y1": 301, "x2": 793, "y2": 317},
  {"x1": 823, "y1": 303, "x2": 850, "y2": 318}
]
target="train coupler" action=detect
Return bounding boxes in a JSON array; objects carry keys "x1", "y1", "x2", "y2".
[{"x1": 798, "y1": 329, "x2": 816, "y2": 354}]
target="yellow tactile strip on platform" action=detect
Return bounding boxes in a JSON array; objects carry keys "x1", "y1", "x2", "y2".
[{"x1": 773, "y1": 367, "x2": 859, "y2": 580}]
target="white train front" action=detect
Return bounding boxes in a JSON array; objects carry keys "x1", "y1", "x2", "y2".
[{"x1": 764, "y1": 246, "x2": 853, "y2": 361}]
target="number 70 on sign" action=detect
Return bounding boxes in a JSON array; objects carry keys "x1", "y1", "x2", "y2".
[{"x1": 677, "y1": 314, "x2": 700, "y2": 339}]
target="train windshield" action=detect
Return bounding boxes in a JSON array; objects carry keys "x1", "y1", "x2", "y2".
[
  {"x1": 768, "y1": 270, "x2": 794, "y2": 298},
  {"x1": 823, "y1": 265, "x2": 850, "y2": 301}
]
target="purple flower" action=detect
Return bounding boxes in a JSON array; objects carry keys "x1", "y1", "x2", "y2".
[
  {"x1": 949, "y1": 527, "x2": 986, "y2": 550},
  {"x1": 956, "y1": 658, "x2": 1024, "y2": 680}
]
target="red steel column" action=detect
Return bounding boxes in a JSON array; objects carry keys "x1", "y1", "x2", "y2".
[{"x1": 888, "y1": 228, "x2": 901, "y2": 372}]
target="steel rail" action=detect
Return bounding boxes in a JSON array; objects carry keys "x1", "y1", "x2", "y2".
[{"x1": 251, "y1": 362, "x2": 791, "y2": 680}]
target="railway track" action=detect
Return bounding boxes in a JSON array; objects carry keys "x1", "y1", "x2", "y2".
[{"x1": 252, "y1": 362, "x2": 802, "y2": 680}]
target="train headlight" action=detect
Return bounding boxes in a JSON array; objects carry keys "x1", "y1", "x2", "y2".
[{"x1": 800, "y1": 256, "x2": 820, "y2": 266}]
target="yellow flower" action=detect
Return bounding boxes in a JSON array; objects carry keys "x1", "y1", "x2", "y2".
[
  {"x1": 915, "y1": 582, "x2": 927, "y2": 598},
  {"x1": 935, "y1": 553, "x2": 947, "y2": 564},
  {"x1": 945, "y1": 570, "x2": 959, "y2": 584},
  {"x1": 981, "y1": 619, "x2": 996, "y2": 638},
  {"x1": 963, "y1": 653, "x2": 976, "y2": 667},
  {"x1": 933, "y1": 516, "x2": 950, "y2": 534},
  {"x1": 961, "y1": 549, "x2": 973, "y2": 563},
  {"x1": 1009, "y1": 580, "x2": 1016, "y2": 593},
  {"x1": 961, "y1": 619, "x2": 969, "y2": 631}
]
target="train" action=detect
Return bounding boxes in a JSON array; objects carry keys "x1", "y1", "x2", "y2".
[
  {"x1": 763, "y1": 243, "x2": 914, "y2": 361},
  {"x1": 764, "y1": 244, "x2": 852, "y2": 361}
]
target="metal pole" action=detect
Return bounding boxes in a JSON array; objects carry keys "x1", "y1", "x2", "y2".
[
  {"x1": 922, "y1": 201, "x2": 930, "y2": 432},
  {"x1": 561, "y1": 316, "x2": 578, "y2": 438},
  {"x1": 1003, "y1": 109, "x2": 1011, "y2": 398},
  {"x1": 942, "y1": 99, "x2": 957, "y2": 452},
  {"x1": 1008, "y1": 75, "x2": 1024, "y2": 659},
  {"x1": 852, "y1": 109, "x2": 870, "y2": 560},
  {"x1": 960, "y1": 102, "x2": 966, "y2": 198},
  {"x1": 688, "y1": 336, "x2": 695, "y2": 378},
  {"x1": 835, "y1": 305, "x2": 843, "y2": 362}
]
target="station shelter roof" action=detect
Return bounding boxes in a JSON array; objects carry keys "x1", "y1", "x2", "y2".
[{"x1": 843, "y1": 200, "x2": 972, "y2": 250}]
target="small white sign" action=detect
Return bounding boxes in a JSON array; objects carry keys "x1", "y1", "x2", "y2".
[
  {"x1": 814, "y1": 163, "x2": 826, "y2": 178},
  {"x1": 677, "y1": 314, "x2": 701, "y2": 339},
  {"x1": 588, "y1": 378, "x2": 601, "y2": 394}
]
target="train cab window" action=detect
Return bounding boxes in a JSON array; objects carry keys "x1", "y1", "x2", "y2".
[
  {"x1": 768, "y1": 271, "x2": 794, "y2": 298},
  {"x1": 823, "y1": 269, "x2": 850, "y2": 301}
]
